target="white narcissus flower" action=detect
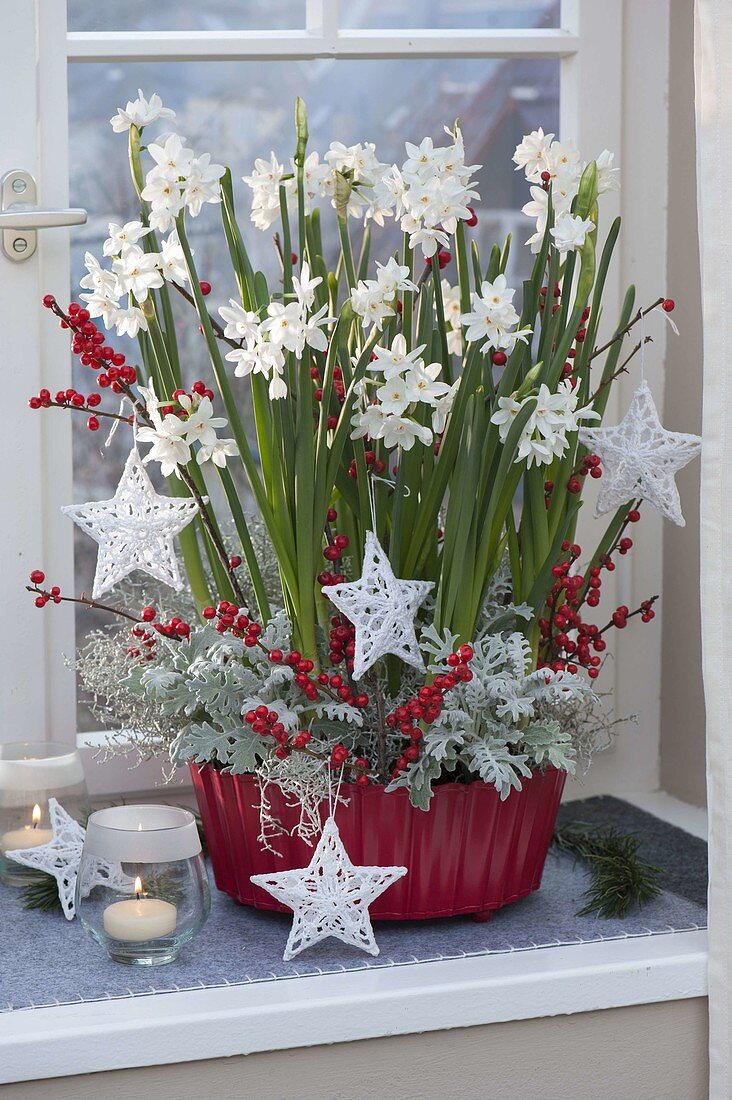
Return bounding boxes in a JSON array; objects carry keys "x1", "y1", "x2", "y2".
[
  {"x1": 550, "y1": 211, "x2": 595, "y2": 253},
  {"x1": 595, "y1": 149, "x2": 620, "y2": 194},
  {"x1": 137, "y1": 412, "x2": 190, "y2": 477},
  {"x1": 79, "y1": 252, "x2": 119, "y2": 299},
  {"x1": 380, "y1": 415, "x2": 433, "y2": 451},
  {"x1": 197, "y1": 438, "x2": 239, "y2": 468},
  {"x1": 460, "y1": 277, "x2": 529, "y2": 353},
  {"x1": 140, "y1": 174, "x2": 185, "y2": 232},
  {"x1": 110, "y1": 90, "x2": 175, "y2": 133},
  {"x1": 177, "y1": 395, "x2": 228, "y2": 448},
  {"x1": 183, "y1": 153, "x2": 225, "y2": 216},
  {"x1": 491, "y1": 396, "x2": 525, "y2": 442},
  {"x1": 404, "y1": 362, "x2": 451, "y2": 406},
  {"x1": 81, "y1": 292, "x2": 122, "y2": 328},
  {"x1": 350, "y1": 403, "x2": 389, "y2": 441},
  {"x1": 112, "y1": 244, "x2": 164, "y2": 302},
  {"x1": 243, "y1": 152, "x2": 293, "y2": 231},
  {"x1": 512, "y1": 128, "x2": 555, "y2": 180},
  {"x1": 262, "y1": 301, "x2": 306, "y2": 356},
  {"x1": 376, "y1": 375, "x2": 411, "y2": 416},
  {"x1": 146, "y1": 133, "x2": 195, "y2": 181},
  {"x1": 113, "y1": 306, "x2": 148, "y2": 338},
  {"x1": 293, "y1": 262, "x2": 322, "y2": 310},
  {"x1": 368, "y1": 335, "x2": 426, "y2": 380},
  {"x1": 103, "y1": 221, "x2": 152, "y2": 257},
  {"x1": 159, "y1": 230, "x2": 189, "y2": 284},
  {"x1": 303, "y1": 304, "x2": 334, "y2": 352},
  {"x1": 218, "y1": 299, "x2": 261, "y2": 343},
  {"x1": 431, "y1": 380, "x2": 459, "y2": 434},
  {"x1": 375, "y1": 257, "x2": 417, "y2": 299}
]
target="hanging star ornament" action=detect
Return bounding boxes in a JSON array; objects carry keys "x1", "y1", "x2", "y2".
[
  {"x1": 251, "y1": 817, "x2": 407, "y2": 960},
  {"x1": 62, "y1": 447, "x2": 199, "y2": 598},
  {"x1": 5, "y1": 799, "x2": 130, "y2": 920},
  {"x1": 324, "y1": 530, "x2": 433, "y2": 680},
  {"x1": 578, "y1": 380, "x2": 701, "y2": 527}
]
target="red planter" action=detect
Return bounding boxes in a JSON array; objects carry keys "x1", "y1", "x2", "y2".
[{"x1": 190, "y1": 763, "x2": 566, "y2": 921}]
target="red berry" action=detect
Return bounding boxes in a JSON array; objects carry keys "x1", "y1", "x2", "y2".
[
  {"x1": 199, "y1": 281, "x2": 212, "y2": 296},
  {"x1": 662, "y1": 298, "x2": 675, "y2": 312},
  {"x1": 42, "y1": 294, "x2": 55, "y2": 308},
  {"x1": 323, "y1": 545, "x2": 341, "y2": 562},
  {"x1": 628, "y1": 509, "x2": 640, "y2": 523},
  {"x1": 491, "y1": 351, "x2": 507, "y2": 367},
  {"x1": 290, "y1": 252, "x2": 298, "y2": 265},
  {"x1": 540, "y1": 170, "x2": 551, "y2": 182},
  {"x1": 202, "y1": 606, "x2": 216, "y2": 619},
  {"x1": 34, "y1": 595, "x2": 47, "y2": 608},
  {"x1": 86, "y1": 414, "x2": 99, "y2": 431},
  {"x1": 141, "y1": 606, "x2": 156, "y2": 622},
  {"x1": 465, "y1": 206, "x2": 478, "y2": 227},
  {"x1": 567, "y1": 476, "x2": 582, "y2": 494},
  {"x1": 327, "y1": 507, "x2": 338, "y2": 523},
  {"x1": 30, "y1": 570, "x2": 45, "y2": 585},
  {"x1": 437, "y1": 249, "x2": 451, "y2": 269},
  {"x1": 28, "y1": 396, "x2": 41, "y2": 409},
  {"x1": 229, "y1": 555, "x2": 242, "y2": 569}
]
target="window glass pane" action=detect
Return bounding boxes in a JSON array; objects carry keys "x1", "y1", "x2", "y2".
[
  {"x1": 68, "y1": 58, "x2": 559, "y2": 729},
  {"x1": 67, "y1": 0, "x2": 305, "y2": 32},
  {"x1": 342, "y1": 0, "x2": 560, "y2": 30}
]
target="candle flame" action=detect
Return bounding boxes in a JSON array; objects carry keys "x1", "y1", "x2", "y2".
[
  {"x1": 134, "y1": 876, "x2": 143, "y2": 894},
  {"x1": 32, "y1": 803, "x2": 41, "y2": 827}
]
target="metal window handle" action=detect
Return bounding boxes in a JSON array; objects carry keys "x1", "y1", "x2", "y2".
[
  {"x1": 1, "y1": 169, "x2": 87, "y2": 263},
  {"x1": 0, "y1": 206, "x2": 87, "y2": 229}
]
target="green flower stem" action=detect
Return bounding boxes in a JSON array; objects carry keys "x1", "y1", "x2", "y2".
[
  {"x1": 337, "y1": 214, "x2": 357, "y2": 293},
  {"x1": 175, "y1": 217, "x2": 299, "y2": 601},
  {"x1": 430, "y1": 254, "x2": 453, "y2": 385}
]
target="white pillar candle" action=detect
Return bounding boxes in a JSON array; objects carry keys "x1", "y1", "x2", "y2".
[{"x1": 103, "y1": 878, "x2": 177, "y2": 942}]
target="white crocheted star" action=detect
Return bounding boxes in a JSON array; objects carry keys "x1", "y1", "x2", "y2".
[
  {"x1": 5, "y1": 799, "x2": 130, "y2": 920},
  {"x1": 324, "y1": 530, "x2": 433, "y2": 680},
  {"x1": 578, "y1": 380, "x2": 701, "y2": 527},
  {"x1": 251, "y1": 817, "x2": 407, "y2": 960},
  {"x1": 62, "y1": 447, "x2": 199, "y2": 598}
]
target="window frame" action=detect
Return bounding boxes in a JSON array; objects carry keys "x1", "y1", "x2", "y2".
[{"x1": 4, "y1": 0, "x2": 671, "y2": 803}]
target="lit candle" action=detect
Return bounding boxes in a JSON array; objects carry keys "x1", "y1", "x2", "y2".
[
  {"x1": 102, "y1": 876, "x2": 177, "y2": 942},
  {"x1": 0, "y1": 803, "x2": 53, "y2": 853}
]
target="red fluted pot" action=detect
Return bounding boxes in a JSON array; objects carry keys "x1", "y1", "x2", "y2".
[{"x1": 191, "y1": 763, "x2": 566, "y2": 920}]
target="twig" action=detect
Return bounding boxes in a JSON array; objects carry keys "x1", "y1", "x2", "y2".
[
  {"x1": 587, "y1": 336, "x2": 653, "y2": 404},
  {"x1": 27, "y1": 585, "x2": 141, "y2": 623},
  {"x1": 588, "y1": 299, "x2": 664, "y2": 363}
]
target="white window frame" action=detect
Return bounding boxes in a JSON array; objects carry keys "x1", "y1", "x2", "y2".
[{"x1": 2, "y1": 1, "x2": 671, "y2": 801}]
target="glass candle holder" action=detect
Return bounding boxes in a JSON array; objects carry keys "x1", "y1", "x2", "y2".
[
  {"x1": 76, "y1": 805, "x2": 210, "y2": 966},
  {"x1": 0, "y1": 741, "x2": 89, "y2": 886}
]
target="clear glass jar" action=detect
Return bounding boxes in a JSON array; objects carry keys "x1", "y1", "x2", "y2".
[
  {"x1": 0, "y1": 740, "x2": 89, "y2": 886},
  {"x1": 76, "y1": 804, "x2": 210, "y2": 965}
]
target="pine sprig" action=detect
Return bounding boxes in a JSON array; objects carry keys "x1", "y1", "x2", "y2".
[{"x1": 552, "y1": 822, "x2": 662, "y2": 918}]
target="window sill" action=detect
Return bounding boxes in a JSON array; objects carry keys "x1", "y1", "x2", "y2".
[
  {"x1": 0, "y1": 793, "x2": 708, "y2": 1086},
  {"x1": 0, "y1": 928, "x2": 707, "y2": 1085}
]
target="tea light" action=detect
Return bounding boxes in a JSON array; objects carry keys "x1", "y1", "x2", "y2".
[
  {"x1": 77, "y1": 805, "x2": 209, "y2": 965},
  {"x1": 103, "y1": 876, "x2": 177, "y2": 942},
  {"x1": 0, "y1": 803, "x2": 53, "y2": 854},
  {"x1": 0, "y1": 741, "x2": 88, "y2": 885}
]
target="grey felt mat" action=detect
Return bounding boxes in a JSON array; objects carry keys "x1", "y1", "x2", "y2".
[{"x1": 0, "y1": 797, "x2": 707, "y2": 1012}]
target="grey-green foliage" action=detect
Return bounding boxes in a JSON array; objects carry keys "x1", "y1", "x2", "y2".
[{"x1": 389, "y1": 618, "x2": 591, "y2": 808}]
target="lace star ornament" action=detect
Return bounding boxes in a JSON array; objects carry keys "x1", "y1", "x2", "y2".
[
  {"x1": 251, "y1": 817, "x2": 407, "y2": 960},
  {"x1": 62, "y1": 447, "x2": 199, "y2": 598},
  {"x1": 5, "y1": 799, "x2": 130, "y2": 920},
  {"x1": 578, "y1": 380, "x2": 701, "y2": 527},
  {"x1": 324, "y1": 530, "x2": 433, "y2": 680}
]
